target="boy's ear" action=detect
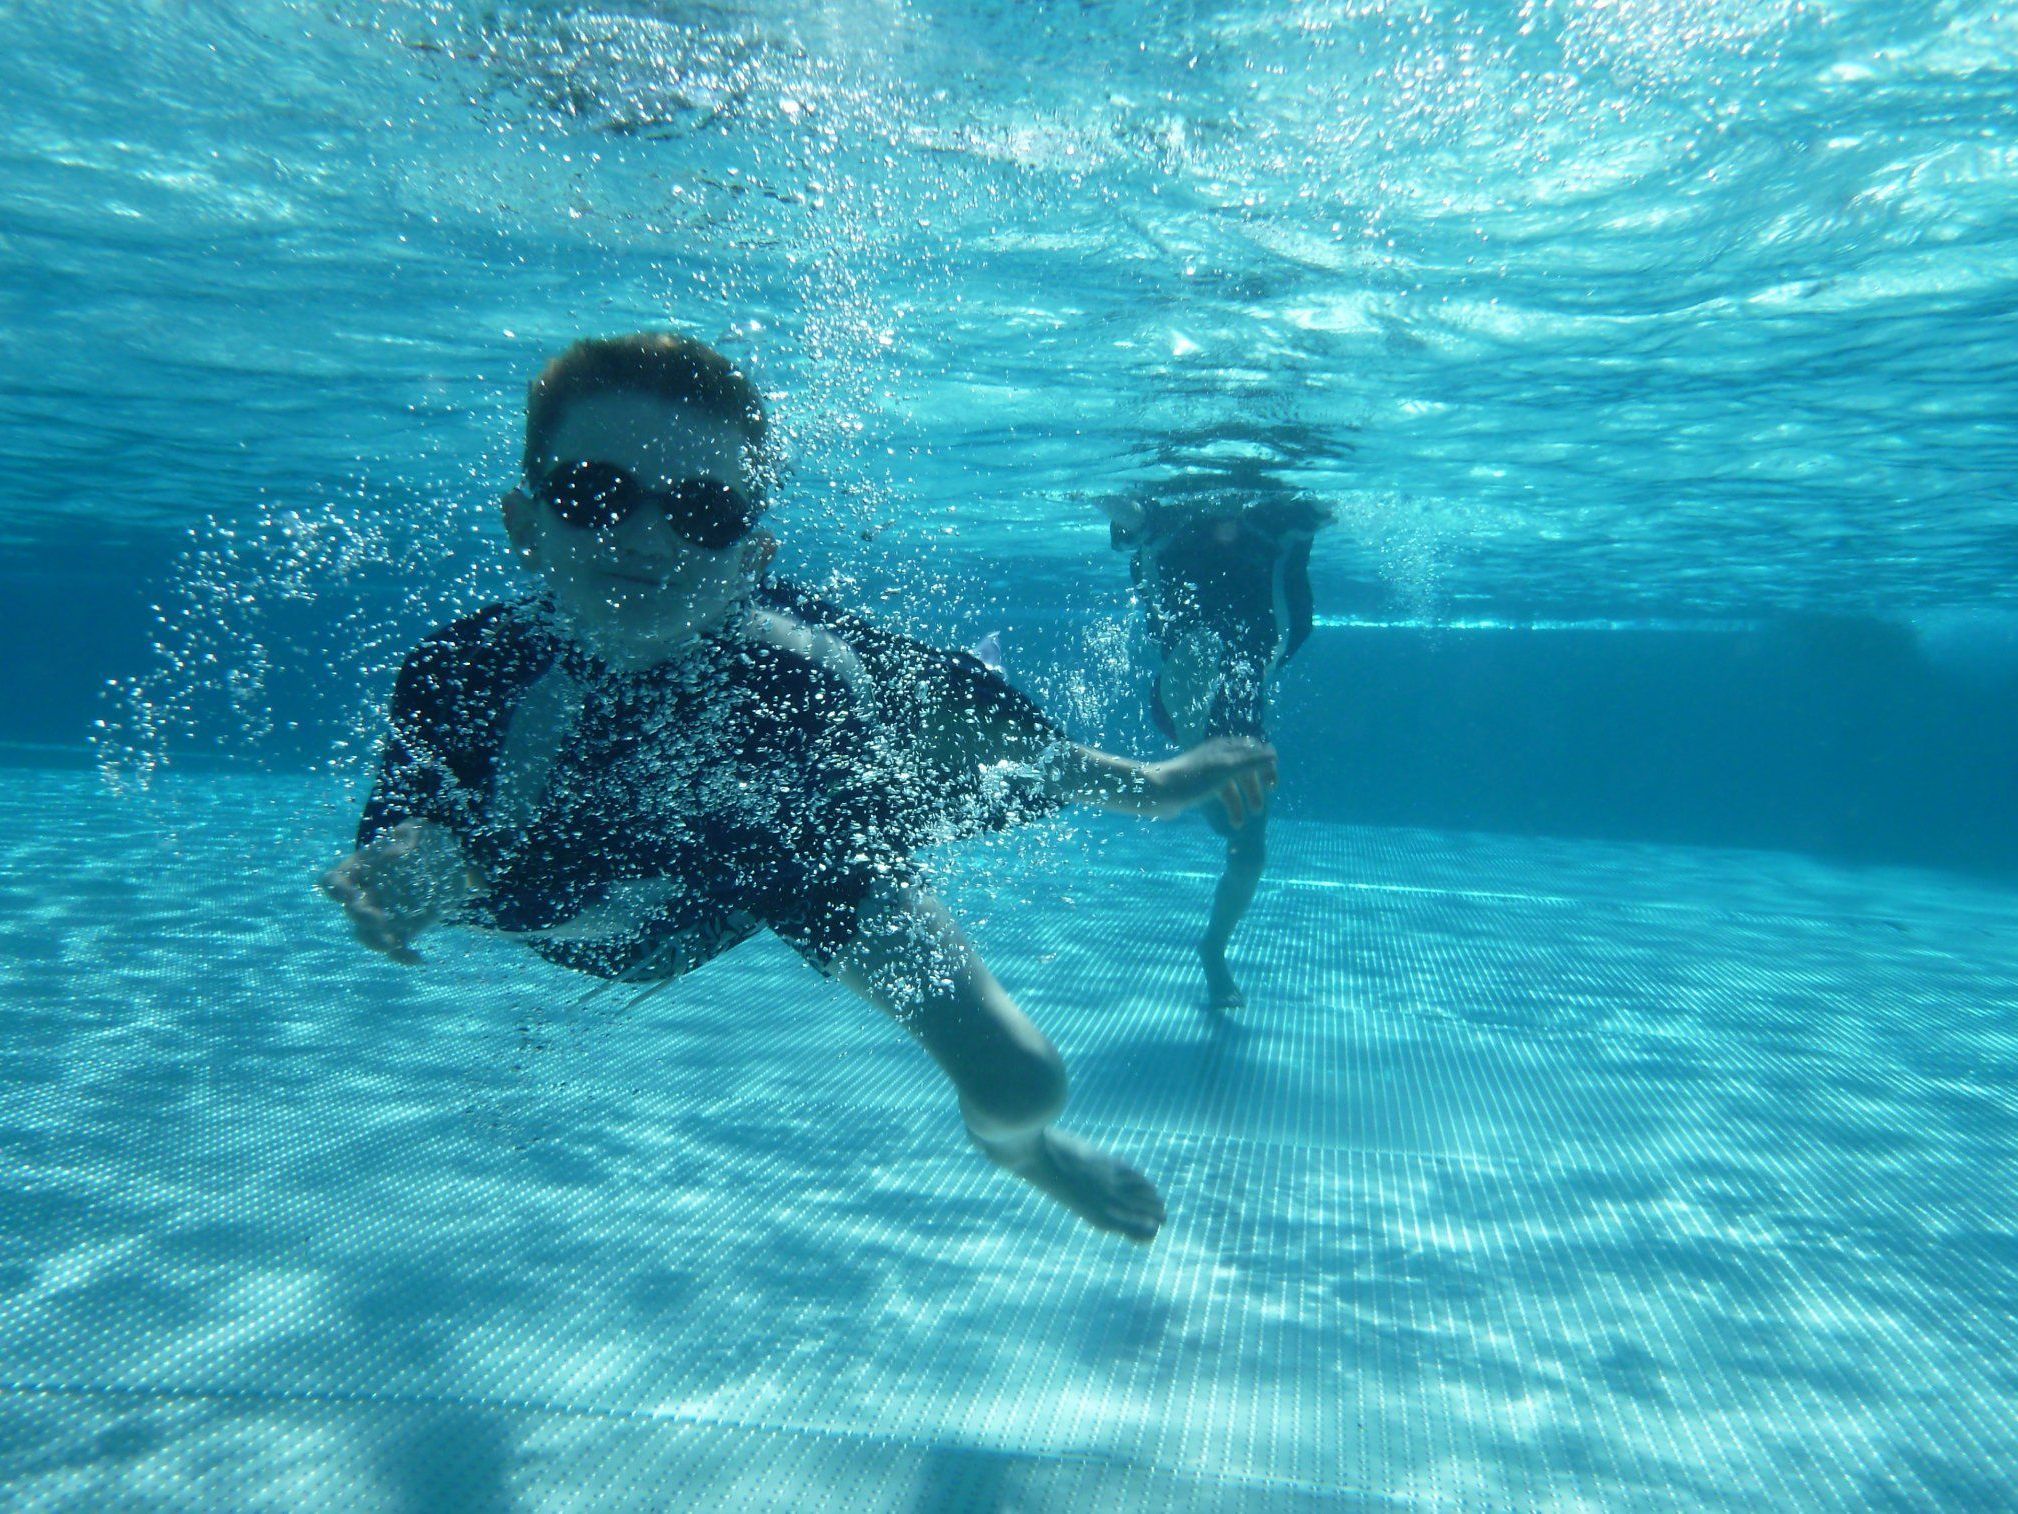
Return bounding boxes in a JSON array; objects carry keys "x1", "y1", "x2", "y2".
[{"x1": 501, "y1": 488, "x2": 539, "y2": 561}]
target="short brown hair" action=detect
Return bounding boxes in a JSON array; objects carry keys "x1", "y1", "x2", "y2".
[{"x1": 523, "y1": 331, "x2": 768, "y2": 475}]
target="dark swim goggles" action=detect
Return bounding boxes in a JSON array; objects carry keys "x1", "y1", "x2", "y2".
[{"x1": 534, "y1": 460, "x2": 762, "y2": 550}]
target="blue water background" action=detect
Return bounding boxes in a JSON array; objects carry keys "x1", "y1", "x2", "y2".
[
  {"x1": 4, "y1": 0, "x2": 2015, "y2": 873},
  {"x1": 7, "y1": 7, "x2": 2018, "y2": 1507}
]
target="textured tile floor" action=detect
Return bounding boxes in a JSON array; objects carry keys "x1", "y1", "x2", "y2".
[{"x1": 1, "y1": 768, "x2": 2014, "y2": 1510}]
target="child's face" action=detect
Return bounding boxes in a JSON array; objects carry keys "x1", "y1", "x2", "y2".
[{"x1": 513, "y1": 390, "x2": 768, "y2": 663}]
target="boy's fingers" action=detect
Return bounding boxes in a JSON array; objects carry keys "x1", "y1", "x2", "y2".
[
  {"x1": 357, "y1": 912, "x2": 422, "y2": 965},
  {"x1": 349, "y1": 901, "x2": 394, "y2": 947},
  {"x1": 328, "y1": 882, "x2": 420, "y2": 964},
  {"x1": 321, "y1": 847, "x2": 431, "y2": 966}
]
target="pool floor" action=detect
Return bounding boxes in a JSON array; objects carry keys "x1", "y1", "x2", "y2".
[{"x1": 2, "y1": 766, "x2": 2014, "y2": 1510}]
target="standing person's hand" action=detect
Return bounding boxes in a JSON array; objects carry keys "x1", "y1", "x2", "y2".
[{"x1": 318, "y1": 819, "x2": 474, "y2": 964}]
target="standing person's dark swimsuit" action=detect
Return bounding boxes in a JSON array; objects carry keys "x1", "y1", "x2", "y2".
[{"x1": 1107, "y1": 491, "x2": 1331, "y2": 1009}]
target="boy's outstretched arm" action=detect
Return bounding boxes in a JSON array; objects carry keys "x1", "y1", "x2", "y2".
[{"x1": 1042, "y1": 736, "x2": 1278, "y2": 827}]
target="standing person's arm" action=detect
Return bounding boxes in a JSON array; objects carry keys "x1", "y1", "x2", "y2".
[
  {"x1": 1268, "y1": 494, "x2": 1333, "y2": 666},
  {"x1": 1281, "y1": 533, "x2": 1316, "y2": 664}
]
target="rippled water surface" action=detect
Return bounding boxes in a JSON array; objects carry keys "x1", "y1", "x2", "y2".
[{"x1": 4, "y1": 0, "x2": 2015, "y2": 622}]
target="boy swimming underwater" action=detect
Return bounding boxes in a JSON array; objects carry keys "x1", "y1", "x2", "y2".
[{"x1": 321, "y1": 332, "x2": 1276, "y2": 1242}]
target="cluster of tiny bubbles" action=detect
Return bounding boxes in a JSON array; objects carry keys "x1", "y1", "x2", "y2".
[
  {"x1": 388, "y1": 0, "x2": 976, "y2": 550},
  {"x1": 845, "y1": 877, "x2": 977, "y2": 1027},
  {"x1": 92, "y1": 481, "x2": 504, "y2": 807},
  {"x1": 1336, "y1": 488, "x2": 1453, "y2": 623},
  {"x1": 1015, "y1": 610, "x2": 1142, "y2": 745},
  {"x1": 1081, "y1": 611, "x2": 1148, "y2": 727}
]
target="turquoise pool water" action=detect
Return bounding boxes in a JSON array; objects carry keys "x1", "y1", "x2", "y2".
[{"x1": 3, "y1": 1, "x2": 2016, "y2": 1508}]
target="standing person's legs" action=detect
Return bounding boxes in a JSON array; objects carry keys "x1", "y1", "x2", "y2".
[
  {"x1": 1158, "y1": 628, "x2": 1273, "y2": 1009},
  {"x1": 1199, "y1": 802, "x2": 1268, "y2": 1010},
  {"x1": 824, "y1": 886, "x2": 1166, "y2": 1242}
]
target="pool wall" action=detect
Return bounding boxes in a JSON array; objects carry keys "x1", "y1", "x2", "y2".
[{"x1": 7, "y1": 548, "x2": 2011, "y2": 875}]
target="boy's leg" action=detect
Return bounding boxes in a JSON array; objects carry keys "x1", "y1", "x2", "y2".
[
  {"x1": 828, "y1": 887, "x2": 1165, "y2": 1242},
  {"x1": 1200, "y1": 803, "x2": 1268, "y2": 1010}
]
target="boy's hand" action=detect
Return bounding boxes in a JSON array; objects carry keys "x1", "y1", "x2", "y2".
[
  {"x1": 1138, "y1": 737, "x2": 1278, "y2": 826},
  {"x1": 318, "y1": 819, "x2": 470, "y2": 965}
]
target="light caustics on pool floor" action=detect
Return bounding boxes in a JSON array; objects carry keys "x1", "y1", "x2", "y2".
[{"x1": 1, "y1": 768, "x2": 2015, "y2": 1510}]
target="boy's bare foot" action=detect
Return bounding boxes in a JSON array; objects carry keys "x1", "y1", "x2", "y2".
[
  {"x1": 1201, "y1": 949, "x2": 1245, "y2": 1011},
  {"x1": 976, "y1": 1127, "x2": 1165, "y2": 1242}
]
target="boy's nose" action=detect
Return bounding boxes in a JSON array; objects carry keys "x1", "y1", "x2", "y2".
[{"x1": 607, "y1": 505, "x2": 684, "y2": 562}]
